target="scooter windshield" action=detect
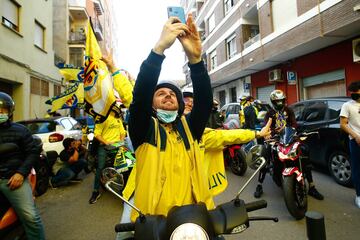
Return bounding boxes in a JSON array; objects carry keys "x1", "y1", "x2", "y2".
[{"x1": 279, "y1": 127, "x2": 296, "y2": 145}]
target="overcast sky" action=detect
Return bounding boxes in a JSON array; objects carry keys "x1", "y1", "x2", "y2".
[{"x1": 112, "y1": 0, "x2": 185, "y2": 83}]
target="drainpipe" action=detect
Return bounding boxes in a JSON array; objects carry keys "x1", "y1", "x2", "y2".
[{"x1": 317, "y1": 0, "x2": 324, "y2": 37}]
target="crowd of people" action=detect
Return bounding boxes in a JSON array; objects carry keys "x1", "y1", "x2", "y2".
[{"x1": 0, "y1": 12, "x2": 359, "y2": 240}]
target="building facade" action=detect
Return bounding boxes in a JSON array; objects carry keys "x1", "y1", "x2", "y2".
[
  {"x1": 52, "y1": 0, "x2": 117, "y2": 117},
  {"x1": 0, "y1": 0, "x2": 62, "y2": 120},
  {"x1": 181, "y1": 0, "x2": 360, "y2": 106}
]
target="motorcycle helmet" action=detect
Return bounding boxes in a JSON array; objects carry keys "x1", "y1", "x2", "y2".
[
  {"x1": 0, "y1": 92, "x2": 15, "y2": 119},
  {"x1": 270, "y1": 90, "x2": 286, "y2": 111},
  {"x1": 182, "y1": 87, "x2": 193, "y2": 98}
]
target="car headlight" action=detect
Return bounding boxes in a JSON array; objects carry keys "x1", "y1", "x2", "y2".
[{"x1": 170, "y1": 223, "x2": 209, "y2": 240}]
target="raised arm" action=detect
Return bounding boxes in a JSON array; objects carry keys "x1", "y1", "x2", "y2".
[
  {"x1": 179, "y1": 14, "x2": 212, "y2": 141},
  {"x1": 129, "y1": 17, "x2": 189, "y2": 150}
]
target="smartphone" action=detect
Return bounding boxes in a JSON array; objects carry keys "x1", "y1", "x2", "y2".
[{"x1": 167, "y1": 6, "x2": 186, "y2": 24}]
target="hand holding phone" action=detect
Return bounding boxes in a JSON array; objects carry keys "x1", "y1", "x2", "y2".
[{"x1": 167, "y1": 6, "x2": 186, "y2": 24}]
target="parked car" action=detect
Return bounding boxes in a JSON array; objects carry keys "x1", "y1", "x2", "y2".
[
  {"x1": 220, "y1": 102, "x2": 271, "y2": 129},
  {"x1": 76, "y1": 115, "x2": 95, "y2": 131},
  {"x1": 17, "y1": 116, "x2": 83, "y2": 157},
  {"x1": 288, "y1": 97, "x2": 351, "y2": 186}
]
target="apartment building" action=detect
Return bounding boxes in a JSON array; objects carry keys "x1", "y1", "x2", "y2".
[
  {"x1": 0, "y1": 0, "x2": 62, "y2": 120},
  {"x1": 181, "y1": 0, "x2": 360, "y2": 106},
  {"x1": 53, "y1": 0, "x2": 113, "y2": 68},
  {"x1": 52, "y1": 0, "x2": 116, "y2": 117}
]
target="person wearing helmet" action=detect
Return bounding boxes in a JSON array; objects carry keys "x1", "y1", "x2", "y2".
[
  {"x1": 128, "y1": 14, "x2": 215, "y2": 222},
  {"x1": 242, "y1": 95, "x2": 259, "y2": 130},
  {"x1": 206, "y1": 98, "x2": 224, "y2": 129},
  {"x1": 0, "y1": 92, "x2": 45, "y2": 239},
  {"x1": 239, "y1": 95, "x2": 254, "y2": 128},
  {"x1": 253, "y1": 89, "x2": 324, "y2": 200}
]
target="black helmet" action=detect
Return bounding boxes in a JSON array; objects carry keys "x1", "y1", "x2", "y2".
[
  {"x1": 270, "y1": 90, "x2": 286, "y2": 111},
  {"x1": 0, "y1": 92, "x2": 15, "y2": 117}
]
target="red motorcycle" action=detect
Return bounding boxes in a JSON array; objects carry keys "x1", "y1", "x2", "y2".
[
  {"x1": 0, "y1": 143, "x2": 37, "y2": 240},
  {"x1": 266, "y1": 127, "x2": 318, "y2": 220}
]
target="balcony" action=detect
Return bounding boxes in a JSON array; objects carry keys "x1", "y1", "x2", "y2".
[
  {"x1": 244, "y1": 33, "x2": 260, "y2": 49},
  {"x1": 68, "y1": 0, "x2": 88, "y2": 20},
  {"x1": 68, "y1": 30, "x2": 86, "y2": 45}
]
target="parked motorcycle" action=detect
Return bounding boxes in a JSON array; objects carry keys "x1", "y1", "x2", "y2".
[
  {"x1": 0, "y1": 143, "x2": 37, "y2": 240},
  {"x1": 261, "y1": 127, "x2": 318, "y2": 220},
  {"x1": 222, "y1": 121, "x2": 248, "y2": 176},
  {"x1": 103, "y1": 146, "x2": 278, "y2": 239},
  {"x1": 223, "y1": 144, "x2": 247, "y2": 176}
]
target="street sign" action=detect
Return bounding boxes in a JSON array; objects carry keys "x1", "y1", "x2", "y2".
[{"x1": 287, "y1": 71, "x2": 297, "y2": 85}]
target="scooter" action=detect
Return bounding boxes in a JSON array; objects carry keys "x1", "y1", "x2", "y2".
[
  {"x1": 264, "y1": 127, "x2": 318, "y2": 220},
  {"x1": 100, "y1": 141, "x2": 135, "y2": 189},
  {"x1": 103, "y1": 145, "x2": 278, "y2": 239},
  {"x1": 0, "y1": 143, "x2": 37, "y2": 240}
]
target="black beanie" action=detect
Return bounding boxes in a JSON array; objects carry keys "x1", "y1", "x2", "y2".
[{"x1": 155, "y1": 82, "x2": 185, "y2": 116}]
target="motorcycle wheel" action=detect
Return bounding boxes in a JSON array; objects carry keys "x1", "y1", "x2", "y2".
[
  {"x1": 282, "y1": 175, "x2": 307, "y2": 220},
  {"x1": 34, "y1": 159, "x2": 49, "y2": 197},
  {"x1": 229, "y1": 149, "x2": 247, "y2": 176}
]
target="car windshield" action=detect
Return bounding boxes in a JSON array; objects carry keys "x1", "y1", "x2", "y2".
[{"x1": 20, "y1": 121, "x2": 57, "y2": 134}]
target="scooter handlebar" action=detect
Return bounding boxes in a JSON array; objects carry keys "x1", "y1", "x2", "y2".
[
  {"x1": 115, "y1": 223, "x2": 135, "y2": 232},
  {"x1": 245, "y1": 200, "x2": 267, "y2": 212}
]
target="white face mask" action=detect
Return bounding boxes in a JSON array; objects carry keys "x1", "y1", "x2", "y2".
[
  {"x1": 0, "y1": 113, "x2": 9, "y2": 124},
  {"x1": 156, "y1": 109, "x2": 178, "y2": 123}
]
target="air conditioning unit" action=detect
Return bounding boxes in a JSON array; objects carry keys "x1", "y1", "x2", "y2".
[
  {"x1": 269, "y1": 69, "x2": 283, "y2": 82},
  {"x1": 353, "y1": 38, "x2": 360, "y2": 63}
]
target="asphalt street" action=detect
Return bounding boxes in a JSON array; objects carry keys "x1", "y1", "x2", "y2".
[{"x1": 36, "y1": 168, "x2": 360, "y2": 240}]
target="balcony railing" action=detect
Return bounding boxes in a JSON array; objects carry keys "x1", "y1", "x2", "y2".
[
  {"x1": 68, "y1": 30, "x2": 86, "y2": 44},
  {"x1": 244, "y1": 34, "x2": 260, "y2": 49}
]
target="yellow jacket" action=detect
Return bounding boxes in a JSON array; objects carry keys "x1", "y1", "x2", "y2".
[
  {"x1": 131, "y1": 116, "x2": 214, "y2": 221},
  {"x1": 122, "y1": 126, "x2": 256, "y2": 220}
]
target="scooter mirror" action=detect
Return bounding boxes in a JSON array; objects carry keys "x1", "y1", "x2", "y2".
[
  {"x1": 246, "y1": 145, "x2": 266, "y2": 170},
  {"x1": 87, "y1": 132, "x2": 94, "y2": 141}
]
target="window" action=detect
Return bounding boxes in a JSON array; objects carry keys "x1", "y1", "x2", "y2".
[
  {"x1": 2, "y1": 0, "x2": 20, "y2": 31},
  {"x1": 327, "y1": 100, "x2": 344, "y2": 120},
  {"x1": 303, "y1": 101, "x2": 327, "y2": 122},
  {"x1": 290, "y1": 103, "x2": 305, "y2": 121},
  {"x1": 34, "y1": 20, "x2": 45, "y2": 49},
  {"x1": 54, "y1": 84, "x2": 61, "y2": 96},
  {"x1": 219, "y1": 90, "x2": 226, "y2": 107},
  {"x1": 230, "y1": 87, "x2": 237, "y2": 102},
  {"x1": 224, "y1": 0, "x2": 234, "y2": 14},
  {"x1": 210, "y1": 50, "x2": 217, "y2": 70},
  {"x1": 31, "y1": 77, "x2": 49, "y2": 96},
  {"x1": 69, "y1": 47, "x2": 84, "y2": 67},
  {"x1": 60, "y1": 119, "x2": 73, "y2": 130},
  {"x1": 208, "y1": 13, "x2": 215, "y2": 33},
  {"x1": 226, "y1": 34, "x2": 237, "y2": 59}
]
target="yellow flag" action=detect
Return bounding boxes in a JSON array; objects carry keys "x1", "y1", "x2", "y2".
[{"x1": 83, "y1": 20, "x2": 120, "y2": 123}]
